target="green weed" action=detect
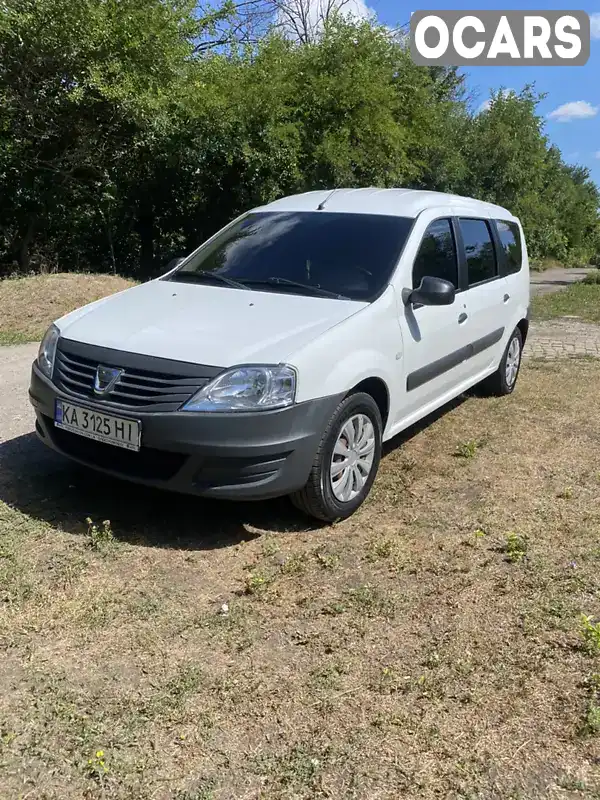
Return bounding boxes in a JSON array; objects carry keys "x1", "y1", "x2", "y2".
[
  {"x1": 244, "y1": 570, "x2": 273, "y2": 596},
  {"x1": 463, "y1": 529, "x2": 487, "y2": 548},
  {"x1": 261, "y1": 536, "x2": 280, "y2": 557},
  {"x1": 454, "y1": 440, "x2": 481, "y2": 459},
  {"x1": 253, "y1": 744, "x2": 326, "y2": 791},
  {"x1": 372, "y1": 665, "x2": 406, "y2": 695},
  {"x1": 344, "y1": 585, "x2": 395, "y2": 619},
  {"x1": 86, "y1": 749, "x2": 109, "y2": 781},
  {"x1": 281, "y1": 553, "x2": 308, "y2": 576},
  {"x1": 86, "y1": 517, "x2": 114, "y2": 551},
  {"x1": 313, "y1": 548, "x2": 339, "y2": 571},
  {"x1": 504, "y1": 532, "x2": 528, "y2": 563},
  {"x1": 581, "y1": 615, "x2": 600, "y2": 655},
  {"x1": 584, "y1": 702, "x2": 600, "y2": 734},
  {"x1": 366, "y1": 538, "x2": 395, "y2": 562}
]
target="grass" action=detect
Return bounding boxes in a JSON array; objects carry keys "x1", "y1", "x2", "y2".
[
  {"x1": 0, "y1": 273, "x2": 136, "y2": 344},
  {"x1": 531, "y1": 280, "x2": 600, "y2": 324},
  {"x1": 2, "y1": 359, "x2": 600, "y2": 798}
]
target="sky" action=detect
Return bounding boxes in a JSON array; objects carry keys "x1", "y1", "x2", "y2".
[{"x1": 335, "y1": 0, "x2": 600, "y2": 187}]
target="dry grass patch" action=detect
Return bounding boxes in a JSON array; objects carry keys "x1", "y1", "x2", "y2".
[
  {"x1": 1, "y1": 360, "x2": 600, "y2": 798},
  {"x1": 0, "y1": 273, "x2": 136, "y2": 344}
]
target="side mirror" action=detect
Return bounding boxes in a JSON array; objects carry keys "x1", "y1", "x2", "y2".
[{"x1": 408, "y1": 276, "x2": 455, "y2": 307}]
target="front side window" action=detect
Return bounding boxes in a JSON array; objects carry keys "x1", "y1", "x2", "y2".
[
  {"x1": 496, "y1": 220, "x2": 523, "y2": 275},
  {"x1": 412, "y1": 218, "x2": 458, "y2": 289},
  {"x1": 459, "y1": 218, "x2": 497, "y2": 286},
  {"x1": 167, "y1": 211, "x2": 414, "y2": 302}
]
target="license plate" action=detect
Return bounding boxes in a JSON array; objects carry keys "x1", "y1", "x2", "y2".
[{"x1": 54, "y1": 400, "x2": 141, "y2": 452}]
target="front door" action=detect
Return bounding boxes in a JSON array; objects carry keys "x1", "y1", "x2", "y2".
[{"x1": 397, "y1": 216, "x2": 472, "y2": 423}]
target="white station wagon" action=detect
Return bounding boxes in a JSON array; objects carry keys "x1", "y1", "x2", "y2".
[{"x1": 30, "y1": 188, "x2": 529, "y2": 521}]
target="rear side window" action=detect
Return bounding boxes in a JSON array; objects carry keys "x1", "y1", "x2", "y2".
[
  {"x1": 459, "y1": 218, "x2": 497, "y2": 286},
  {"x1": 496, "y1": 220, "x2": 523, "y2": 275},
  {"x1": 412, "y1": 218, "x2": 458, "y2": 289}
]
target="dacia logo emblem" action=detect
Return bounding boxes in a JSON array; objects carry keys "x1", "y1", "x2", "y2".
[{"x1": 94, "y1": 365, "x2": 123, "y2": 396}]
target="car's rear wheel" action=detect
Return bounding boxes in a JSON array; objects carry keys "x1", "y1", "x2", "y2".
[
  {"x1": 479, "y1": 326, "x2": 523, "y2": 397},
  {"x1": 290, "y1": 392, "x2": 382, "y2": 522}
]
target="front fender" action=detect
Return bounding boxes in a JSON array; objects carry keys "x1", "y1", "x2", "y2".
[{"x1": 291, "y1": 289, "x2": 402, "y2": 430}]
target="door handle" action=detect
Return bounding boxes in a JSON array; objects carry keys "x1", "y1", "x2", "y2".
[
  {"x1": 458, "y1": 312, "x2": 468, "y2": 324},
  {"x1": 503, "y1": 294, "x2": 510, "y2": 303}
]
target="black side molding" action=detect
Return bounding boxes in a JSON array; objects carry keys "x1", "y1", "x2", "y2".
[{"x1": 407, "y1": 327, "x2": 504, "y2": 392}]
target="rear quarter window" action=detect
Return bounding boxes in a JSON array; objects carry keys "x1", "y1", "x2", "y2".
[{"x1": 496, "y1": 220, "x2": 523, "y2": 275}]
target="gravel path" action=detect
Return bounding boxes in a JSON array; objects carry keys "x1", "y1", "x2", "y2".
[{"x1": 0, "y1": 343, "x2": 38, "y2": 442}]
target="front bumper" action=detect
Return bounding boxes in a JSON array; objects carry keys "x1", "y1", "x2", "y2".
[{"x1": 29, "y1": 362, "x2": 342, "y2": 501}]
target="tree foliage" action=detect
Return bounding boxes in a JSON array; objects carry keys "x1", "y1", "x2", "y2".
[{"x1": 0, "y1": 1, "x2": 598, "y2": 277}]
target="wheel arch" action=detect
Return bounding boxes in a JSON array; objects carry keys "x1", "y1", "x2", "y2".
[
  {"x1": 348, "y1": 376, "x2": 390, "y2": 430},
  {"x1": 516, "y1": 317, "x2": 529, "y2": 345}
]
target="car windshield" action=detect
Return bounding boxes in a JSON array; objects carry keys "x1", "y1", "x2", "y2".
[{"x1": 166, "y1": 211, "x2": 414, "y2": 302}]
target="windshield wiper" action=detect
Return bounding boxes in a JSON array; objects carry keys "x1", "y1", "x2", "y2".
[
  {"x1": 243, "y1": 277, "x2": 350, "y2": 300},
  {"x1": 170, "y1": 270, "x2": 248, "y2": 290}
]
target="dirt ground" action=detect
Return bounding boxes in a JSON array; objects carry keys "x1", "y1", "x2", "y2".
[
  {"x1": 0, "y1": 273, "x2": 136, "y2": 344},
  {"x1": 1, "y1": 358, "x2": 600, "y2": 799}
]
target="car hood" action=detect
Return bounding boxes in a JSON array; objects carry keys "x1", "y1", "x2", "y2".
[{"x1": 56, "y1": 279, "x2": 367, "y2": 367}]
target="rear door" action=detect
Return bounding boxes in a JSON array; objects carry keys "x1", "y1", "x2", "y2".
[
  {"x1": 495, "y1": 218, "x2": 528, "y2": 316},
  {"x1": 454, "y1": 216, "x2": 508, "y2": 378}
]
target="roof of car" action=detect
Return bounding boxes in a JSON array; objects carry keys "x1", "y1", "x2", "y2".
[{"x1": 259, "y1": 188, "x2": 517, "y2": 221}]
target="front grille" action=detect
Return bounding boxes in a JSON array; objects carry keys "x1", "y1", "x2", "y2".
[
  {"x1": 48, "y1": 418, "x2": 187, "y2": 481},
  {"x1": 53, "y1": 339, "x2": 222, "y2": 412}
]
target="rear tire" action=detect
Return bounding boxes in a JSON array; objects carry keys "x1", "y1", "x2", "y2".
[
  {"x1": 290, "y1": 392, "x2": 382, "y2": 523},
  {"x1": 479, "y1": 327, "x2": 523, "y2": 397}
]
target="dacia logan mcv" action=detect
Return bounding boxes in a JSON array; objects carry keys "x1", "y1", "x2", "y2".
[{"x1": 29, "y1": 188, "x2": 530, "y2": 522}]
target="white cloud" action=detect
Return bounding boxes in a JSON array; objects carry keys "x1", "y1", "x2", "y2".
[
  {"x1": 477, "y1": 88, "x2": 514, "y2": 114},
  {"x1": 340, "y1": 0, "x2": 373, "y2": 21},
  {"x1": 548, "y1": 100, "x2": 599, "y2": 123},
  {"x1": 276, "y1": 0, "x2": 375, "y2": 42},
  {"x1": 591, "y1": 12, "x2": 600, "y2": 39},
  {"x1": 595, "y1": 151, "x2": 600, "y2": 159}
]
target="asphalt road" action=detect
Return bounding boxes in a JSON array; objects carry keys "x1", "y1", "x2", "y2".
[{"x1": 529, "y1": 266, "x2": 593, "y2": 296}]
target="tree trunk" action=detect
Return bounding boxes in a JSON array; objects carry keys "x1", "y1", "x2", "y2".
[
  {"x1": 19, "y1": 214, "x2": 37, "y2": 272},
  {"x1": 107, "y1": 223, "x2": 116, "y2": 275},
  {"x1": 101, "y1": 209, "x2": 117, "y2": 275},
  {"x1": 136, "y1": 204, "x2": 155, "y2": 274}
]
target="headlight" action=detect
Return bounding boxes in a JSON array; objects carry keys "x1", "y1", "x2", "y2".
[
  {"x1": 37, "y1": 324, "x2": 59, "y2": 379},
  {"x1": 182, "y1": 365, "x2": 296, "y2": 412}
]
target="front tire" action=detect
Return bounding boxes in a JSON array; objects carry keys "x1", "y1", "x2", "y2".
[
  {"x1": 479, "y1": 326, "x2": 523, "y2": 397},
  {"x1": 290, "y1": 392, "x2": 382, "y2": 523}
]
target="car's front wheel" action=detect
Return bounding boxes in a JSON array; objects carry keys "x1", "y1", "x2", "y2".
[{"x1": 291, "y1": 392, "x2": 382, "y2": 522}]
